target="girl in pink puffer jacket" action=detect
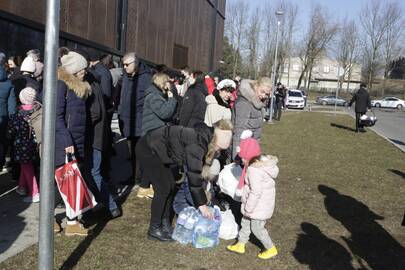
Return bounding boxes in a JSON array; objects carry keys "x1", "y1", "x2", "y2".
[{"x1": 227, "y1": 138, "x2": 279, "y2": 260}]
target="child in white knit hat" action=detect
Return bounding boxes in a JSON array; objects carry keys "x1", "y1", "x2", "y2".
[{"x1": 7, "y1": 87, "x2": 40, "y2": 203}]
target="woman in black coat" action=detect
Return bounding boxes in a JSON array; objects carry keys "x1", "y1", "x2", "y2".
[
  {"x1": 55, "y1": 51, "x2": 91, "y2": 236},
  {"x1": 178, "y1": 71, "x2": 208, "y2": 128},
  {"x1": 135, "y1": 119, "x2": 233, "y2": 241}
]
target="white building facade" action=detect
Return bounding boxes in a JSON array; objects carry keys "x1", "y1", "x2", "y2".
[{"x1": 279, "y1": 57, "x2": 362, "y2": 92}]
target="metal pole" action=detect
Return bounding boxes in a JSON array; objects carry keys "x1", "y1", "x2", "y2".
[
  {"x1": 38, "y1": 0, "x2": 60, "y2": 269},
  {"x1": 334, "y1": 65, "x2": 341, "y2": 116},
  {"x1": 269, "y1": 19, "x2": 281, "y2": 123}
]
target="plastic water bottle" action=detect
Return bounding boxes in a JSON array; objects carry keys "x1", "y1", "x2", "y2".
[
  {"x1": 172, "y1": 207, "x2": 199, "y2": 244},
  {"x1": 192, "y1": 206, "x2": 222, "y2": 249}
]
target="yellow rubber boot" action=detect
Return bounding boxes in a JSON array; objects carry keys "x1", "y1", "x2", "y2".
[
  {"x1": 258, "y1": 246, "x2": 278, "y2": 259},
  {"x1": 227, "y1": 242, "x2": 246, "y2": 254}
]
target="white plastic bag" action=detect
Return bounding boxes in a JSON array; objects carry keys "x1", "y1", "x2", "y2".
[
  {"x1": 219, "y1": 209, "x2": 238, "y2": 240},
  {"x1": 217, "y1": 163, "x2": 242, "y2": 200}
]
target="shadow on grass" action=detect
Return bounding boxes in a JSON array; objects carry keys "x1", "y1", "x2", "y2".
[
  {"x1": 330, "y1": 123, "x2": 356, "y2": 132},
  {"x1": 59, "y1": 220, "x2": 108, "y2": 270},
  {"x1": 59, "y1": 184, "x2": 134, "y2": 269},
  {"x1": 318, "y1": 185, "x2": 405, "y2": 270},
  {"x1": 388, "y1": 169, "x2": 405, "y2": 179},
  {"x1": 293, "y1": 222, "x2": 355, "y2": 270},
  {"x1": 389, "y1": 138, "x2": 405, "y2": 146}
]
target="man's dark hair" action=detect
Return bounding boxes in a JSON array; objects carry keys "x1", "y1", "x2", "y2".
[
  {"x1": 360, "y1": 83, "x2": 367, "y2": 88},
  {"x1": 192, "y1": 70, "x2": 204, "y2": 84}
]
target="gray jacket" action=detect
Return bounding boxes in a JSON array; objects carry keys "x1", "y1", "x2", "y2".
[
  {"x1": 141, "y1": 84, "x2": 177, "y2": 135},
  {"x1": 232, "y1": 79, "x2": 265, "y2": 158}
]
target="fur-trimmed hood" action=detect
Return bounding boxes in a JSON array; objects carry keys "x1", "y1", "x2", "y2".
[
  {"x1": 250, "y1": 155, "x2": 279, "y2": 179},
  {"x1": 58, "y1": 67, "x2": 91, "y2": 99},
  {"x1": 238, "y1": 79, "x2": 266, "y2": 109}
]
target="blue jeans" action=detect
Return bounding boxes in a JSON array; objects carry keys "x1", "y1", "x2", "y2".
[
  {"x1": 173, "y1": 174, "x2": 195, "y2": 214},
  {"x1": 91, "y1": 148, "x2": 117, "y2": 212}
]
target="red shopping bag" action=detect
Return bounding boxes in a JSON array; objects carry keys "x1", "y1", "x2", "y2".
[{"x1": 55, "y1": 155, "x2": 97, "y2": 219}]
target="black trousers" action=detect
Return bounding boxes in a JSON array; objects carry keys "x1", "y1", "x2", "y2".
[
  {"x1": 355, "y1": 112, "x2": 366, "y2": 132},
  {"x1": 135, "y1": 136, "x2": 175, "y2": 227},
  {"x1": 275, "y1": 101, "x2": 283, "y2": 121}
]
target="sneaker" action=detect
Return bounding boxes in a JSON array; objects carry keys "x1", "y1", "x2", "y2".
[
  {"x1": 258, "y1": 246, "x2": 278, "y2": 260},
  {"x1": 65, "y1": 222, "x2": 88, "y2": 236},
  {"x1": 23, "y1": 194, "x2": 40, "y2": 203},
  {"x1": 136, "y1": 186, "x2": 154, "y2": 199},
  {"x1": 227, "y1": 242, "x2": 246, "y2": 254},
  {"x1": 54, "y1": 220, "x2": 62, "y2": 233},
  {"x1": 16, "y1": 187, "x2": 27, "y2": 196}
]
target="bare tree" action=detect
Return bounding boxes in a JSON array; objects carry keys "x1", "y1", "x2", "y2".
[
  {"x1": 335, "y1": 18, "x2": 360, "y2": 92},
  {"x1": 297, "y1": 5, "x2": 338, "y2": 89},
  {"x1": 381, "y1": 1, "x2": 404, "y2": 95},
  {"x1": 276, "y1": 1, "x2": 298, "y2": 84},
  {"x1": 225, "y1": 0, "x2": 249, "y2": 78},
  {"x1": 245, "y1": 7, "x2": 261, "y2": 79},
  {"x1": 359, "y1": 0, "x2": 392, "y2": 90}
]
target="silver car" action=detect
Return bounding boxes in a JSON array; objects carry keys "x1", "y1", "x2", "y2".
[{"x1": 316, "y1": 95, "x2": 348, "y2": 106}]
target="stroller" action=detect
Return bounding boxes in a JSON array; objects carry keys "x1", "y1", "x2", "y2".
[{"x1": 360, "y1": 111, "x2": 377, "y2": 127}]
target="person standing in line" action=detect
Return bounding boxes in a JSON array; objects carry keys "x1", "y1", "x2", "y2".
[
  {"x1": 54, "y1": 51, "x2": 92, "y2": 236},
  {"x1": 348, "y1": 83, "x2": 371, "y2": 133},
  {"x1": 178, "y1": 71, "x2": 208, "y2": 128},
  {"x1": 7, "y1": 87, "x2": 39, "y2": 203},
  {"x1": 84, "y1": 65, "x2": 121, "y2": 219},
  {"x1": 117, "y1": 52, "x2": 152, "y2": 187},
  {"x1": 274, "y1": 83, "x2": 285, "y2": 121},
  {"x1": 232, "y1": 77, "x2": 272, "y2": 159},
  {"x1": 0, "y1": 52, "x2": 16, "y2": 171}
]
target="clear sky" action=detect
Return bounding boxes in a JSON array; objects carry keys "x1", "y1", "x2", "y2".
[{"x1": 247, "y1": 0, "x2": 405, "y2": 30}]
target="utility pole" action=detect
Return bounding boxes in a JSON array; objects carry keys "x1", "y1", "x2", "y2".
[
  {"x1": 38, "y1": 0, "x2": 60, "y2": 269},
  {"x1": 269, "y1": 10, "x2": 284, "y2": 123}
]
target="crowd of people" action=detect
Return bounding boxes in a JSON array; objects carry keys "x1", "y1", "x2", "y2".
[{"x1": 0, "y1": 48, "x2": 281, "y2": 259}]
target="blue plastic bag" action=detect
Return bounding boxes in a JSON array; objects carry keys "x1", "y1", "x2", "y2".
[
  {"x1": 192, "y1": 206, "x2": 222, "y2": 249},
  {"x1": 172, "y1": 207, "x2": 199, "y2": 244}
]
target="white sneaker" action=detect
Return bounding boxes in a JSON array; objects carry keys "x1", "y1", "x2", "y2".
[{"x1": 23, "y1": 194, "x2": 40, "y2": 203}]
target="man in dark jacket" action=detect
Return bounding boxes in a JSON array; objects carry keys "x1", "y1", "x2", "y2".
[
  {"x1": 274, "y1": 83, "x2": 285, "y2": 121},
  {"x1": 348, "y1": 83, "x2": 371, "y2": 133},
  {"x1": 178, "y1": 71, "x2": 208, "y2": 128},
  {"x1": 85, "y1": 69, "x2": 120, "y2": 218},
  {"x1": 118, "y1": 52, "x2": 152, "y2": 184},
  {"x1": 0, "y1": 56, "x2": 16, "y2": 169}
]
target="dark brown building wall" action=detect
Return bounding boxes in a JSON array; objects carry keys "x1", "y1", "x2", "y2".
[
  {"x1": 0, "y1": 0, "x2": 225, "y2": 71},
  {"x1": 125, "y1": 0, "x2": 225, "y2": 72},
  {"x1": 0, "y1": 0, "x2": 118, "y2": 50}
]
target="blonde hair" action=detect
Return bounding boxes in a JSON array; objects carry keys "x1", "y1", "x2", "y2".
[
  {"x1": 201, "y1": 119, "x2": 233, "y2": 180},
  {"x1": 254, "y1": 77, "x2": 272, "y2": 88},
  {"x1": 152, "y1": 72, "x2": 170, "y2": 91}
]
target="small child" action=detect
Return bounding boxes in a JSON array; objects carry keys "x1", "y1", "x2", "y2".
[
  {"x1": 227, "y1": 138, "x2": 279, "y2": 259},
  {"x1": 8, "y1": 87, "x2": 40, "y2": 203}
]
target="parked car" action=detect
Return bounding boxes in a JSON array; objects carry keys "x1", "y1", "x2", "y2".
[
  {"x1": 371, "y1": 97, "x2": 404, "y2": 110},
  {"x1": 316, "y1": 95, "x2": 348, "y2": 106},
  {"x1": 286, "y1": 90, "x2": 305, "y2": 109}
]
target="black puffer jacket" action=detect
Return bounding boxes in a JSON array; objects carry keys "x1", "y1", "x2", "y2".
[
  {"x1": 178, "y1": 81, "x2": 208, "y2": 128},
  {"x1": 85, "y1": 69, "x2": 108, "y2": 151},
  {"x1": 147, "y1": 124, "x2": 213, "y2": 207},
  {"x1": 349, "y1": 87, "x2": 371, "y2": 113}
]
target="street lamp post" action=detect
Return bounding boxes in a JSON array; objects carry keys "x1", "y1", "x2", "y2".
[{"x1": 268, "y1": 10, "x2": 284, "y2": 123}]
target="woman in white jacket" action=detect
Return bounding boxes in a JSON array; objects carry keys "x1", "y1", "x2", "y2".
[{"x1": 204, "y1": 79, "x2": 235, "y2": 127}]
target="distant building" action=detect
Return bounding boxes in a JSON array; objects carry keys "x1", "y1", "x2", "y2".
[
  {"x1": 0, "y1": 0, "x2": 225, "y2": 71},
  {"x1": 279, "y1": 56, "x2": 362, "y2": 92}
]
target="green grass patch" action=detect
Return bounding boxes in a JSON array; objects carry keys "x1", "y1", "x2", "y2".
[{"x1": 1, "y1": 112, "x2": 404, "y2": 270}]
